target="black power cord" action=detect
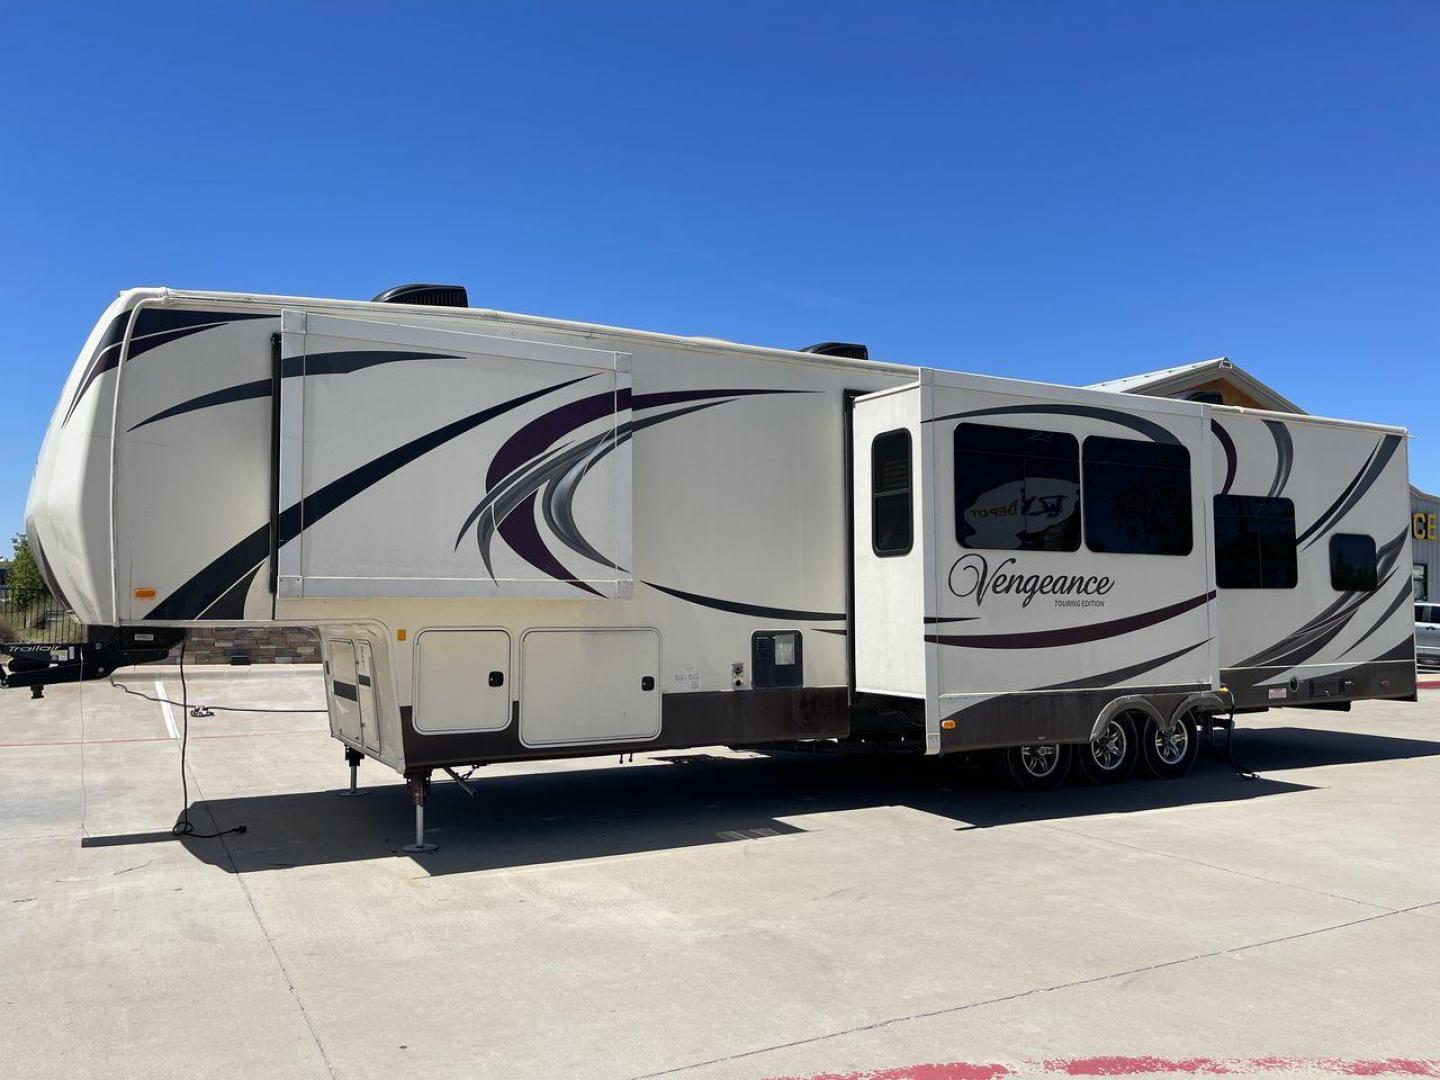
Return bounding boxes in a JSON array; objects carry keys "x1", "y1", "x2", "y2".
[
  {"x1": 1217, "y1": 686, "x2": 1259, "y2": 781},
  {"x1": 109, "y1": 676, "x2": 327, "y2": 714},
  {"x1": 170, "y1": 640, "x2": 247, "y2": 840}
]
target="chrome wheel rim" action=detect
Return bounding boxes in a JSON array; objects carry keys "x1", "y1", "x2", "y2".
[
  {"x1": 1153, "y1": 718, "x2": 1190, "y2": 765},
  {"x1": 1092, "y1": 718, "x2": 1128, "y2": 771},
  {"x1": 1019, "y1": 743, "x2": 1061, "y2": 777}
]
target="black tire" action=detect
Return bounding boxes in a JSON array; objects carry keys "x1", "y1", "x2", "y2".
[
  {"x1": 1138, "y1": 710, "x2": 1200, "y2": 779},
  {"x1": 1077, "y1": 710, "x2": 1140, "y2": 785},
  {"x1": 1001, "y1": 742, "x2": 1073, "y2": 791}
]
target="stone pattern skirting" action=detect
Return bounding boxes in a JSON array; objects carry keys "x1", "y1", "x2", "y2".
[{"x1": 183, "y1": 627, "x2": 320, "y2": 665}]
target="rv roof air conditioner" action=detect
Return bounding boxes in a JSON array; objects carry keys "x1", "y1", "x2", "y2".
[
  {"x1": 802, "y1": 341, "x2": 869, "y2": 361},
  {"x1": 371, "y1": 283, "x2": 469, "y2": 308}
]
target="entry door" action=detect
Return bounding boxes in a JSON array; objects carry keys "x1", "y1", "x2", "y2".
[
  {"x1": 520, "y1": 629, "x2": 661, "y2": 747},
  {"x1": 330, "y1": 639, "x2": 363, "y2": 744},
  {"x1": 850, "y1": 385, "x2": 928, "y2": 699},
  {"x1": 354, "y1": 641, "x2": 382, "y2": 754}
]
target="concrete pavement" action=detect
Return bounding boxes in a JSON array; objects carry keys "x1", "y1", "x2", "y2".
[{"x1": 2, "y1": 667, "x2": 1438, "y2": 1079}]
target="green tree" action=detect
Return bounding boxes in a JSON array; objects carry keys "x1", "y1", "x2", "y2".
[{"x1": 9, "y1": 533, "x2": 50, "y2": 614}]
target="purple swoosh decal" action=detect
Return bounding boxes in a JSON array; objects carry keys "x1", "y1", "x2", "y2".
[
  {"x1": 460, "y1": 387, "x2": 812, "y2": 591},
  {"x1": 927, "y1": 591, "x2": 1215, "y2": 649}
]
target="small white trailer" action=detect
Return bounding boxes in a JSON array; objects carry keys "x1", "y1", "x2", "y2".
[{"x1": 6, "y1": 285, "x2": 1418, "y2": 849}]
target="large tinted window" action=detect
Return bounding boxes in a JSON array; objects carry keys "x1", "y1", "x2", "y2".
[
  {"x1": 1082, "y1": 436, "x2": 1193, "y2": 555},
  {"x1": 871, "y1": 429, "x2": 912, "y2": 556},
  {"x1": 954, "y1": 423, "x2": 1080, "y2": 551},
  {"x1": 1330, "y1": 533, "x2": 1378, "y2": 592},
  {"x1": 1213, "y1": 495, "x2": 1297, "y2": 588}
]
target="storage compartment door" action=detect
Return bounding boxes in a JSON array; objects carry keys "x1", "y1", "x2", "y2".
[
  {"x1": 413, "y1": 630, "x2": 512, "y2": 734},
  {"x1": 520, "y1": 629, "x2": 661, "y2": 747},
  {"x1": 277, "y1": 310, "x2": 632, "y2": 599},
  {"x1": 329, "y1": 640, "x2": 363, "y2": 743}
]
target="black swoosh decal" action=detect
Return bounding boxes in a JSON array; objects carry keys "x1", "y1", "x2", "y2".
[
  {"x1": 145, "y1": 373, "x2": 591, "y2": 620},
  {"x1": 926, "y1": 591, "x2": 1214, "y2": 649},
  {"x1": 645, "y1": 581, "x2": 845, "y2": 622},
  {"x1": 130, "y1": 379, "x2": 272, "y2": 431},
  {"x1": 1341, "y1": 578, "x2": 1417, "y2": 658},
  {"x1": 130, "y1": 350, "x2": 460, "y2": 430},
  {"x1": 62, "y1": 311, "x2": 131, "y2": 426},
  {"x1": 928, "y1": 404, "x2": 1181, "y2": 445},
  {"x1": 64, "y1": 310, "x2": 273, "y2": 427},
  {"x1": 1035, "y1": 639, "x2": 1210, "y2": 691},
  {"x1": 1211, "y1": 419, "x2": 1237, "y2": 496}
]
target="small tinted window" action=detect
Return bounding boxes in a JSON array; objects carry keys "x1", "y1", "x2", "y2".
[
  {"x1": 1082, "y1": 436, "x2": 1193, "y2": 555},
  {"x1": 1330, "y1": 533, "x2": 1378, "y2": 592},
  {"x1": 1213, "y1": 495, "x2": 1297, "y2": 588},
  {"x1": 954, "y1": 423, "x2": 1080, "y2": 551},
  {"x1": 871, "y1": 429, "x2": 912, "y2": 557}
]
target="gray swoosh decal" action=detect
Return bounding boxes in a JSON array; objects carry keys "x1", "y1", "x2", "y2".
[
  {"x1": 1296, "y1": 434, "x2": 1401, "y2": 549},
  {"x1": 1263, "y1": 419, "x2": 1293, "y2": 498}
]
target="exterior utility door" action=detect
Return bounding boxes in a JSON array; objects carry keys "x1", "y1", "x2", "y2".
[
  {"x1": 520, "y1": 629, "x2": 662, "y2": 748},
  {"x1": 276, "y1": 311, "x2": 633, "y2": 600},
  {"x1": 329, "y1": 638, "x2": 381, "y2": 753}
]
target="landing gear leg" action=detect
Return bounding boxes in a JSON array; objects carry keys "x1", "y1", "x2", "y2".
[
  {"x1": 337, "y1": 746, "x2": 368, "y2": 797},
  {"x1": 401, "y1": 770, "x2": 437, "y2": 854}
]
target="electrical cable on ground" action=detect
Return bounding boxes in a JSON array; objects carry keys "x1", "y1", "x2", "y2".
[
  {"x1": 170, "y1": 640, "x2": 247, "y2": 840},
  {"x1": 1218, "y1": 686, "x2": 1259, "y2": 781},
  {"x1": 109, "y1": 673, "x2": 329, "y2": 714}
]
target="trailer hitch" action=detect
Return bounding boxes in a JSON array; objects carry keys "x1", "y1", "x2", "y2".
[{"x1": 0, "y1": 627, "x2": 187, "y2": 695}]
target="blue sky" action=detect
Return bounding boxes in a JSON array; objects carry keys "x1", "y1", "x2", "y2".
[{"x1": 1, "y1": 1, "x2": 1436, "y2": 536}]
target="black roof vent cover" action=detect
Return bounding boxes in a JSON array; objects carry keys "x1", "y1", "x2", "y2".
[
  {"x1": 371, "y1": 283, "x2": 469, "y2": 308},
  {"x1": 802, "y1": 341, "x2": 869, "y2": 361}
]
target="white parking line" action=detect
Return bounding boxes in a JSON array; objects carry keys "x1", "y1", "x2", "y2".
[{"x1": 154, "y1": 680, "x2": 179, "y2": 740}]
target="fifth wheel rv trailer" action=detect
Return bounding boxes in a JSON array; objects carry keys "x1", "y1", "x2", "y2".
[{"x1": 5, "y1": 285, "x2": 1418, "y2": 850}]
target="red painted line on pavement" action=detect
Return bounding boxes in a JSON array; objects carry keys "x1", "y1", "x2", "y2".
[
  {"x1": 774, "y1": 1059, "x2": 1440, "y2": 1080},
  {"x1": 1417, "y1": 679, "x2": 1440, "y2": 690}
]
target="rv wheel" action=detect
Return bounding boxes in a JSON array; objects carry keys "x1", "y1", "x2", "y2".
[
  {"x1": 1138, "y1": 711, "x2": 1200, "y2": 780},
  {"x1": 1002, "y1": 743, "x2": 1072, "y2": 791},
  {"x1": 1077, "y1": 711, "x2": 1140, "y2": 784}
]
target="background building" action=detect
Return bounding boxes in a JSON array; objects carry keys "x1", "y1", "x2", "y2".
[{"x1": 1092, "y1": 357, "x2": 1435, "y2": 602}]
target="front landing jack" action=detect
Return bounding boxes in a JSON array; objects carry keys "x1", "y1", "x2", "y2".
[
  {"x1": 337, "y1": 746, "x2": 368, "y2": 797},
  {"x1": 402, "y1": 770, "x2": 437, "y2": 854}
]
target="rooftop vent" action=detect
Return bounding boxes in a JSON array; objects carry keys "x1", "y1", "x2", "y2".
[
  {"x1": 371, "y1": 283, "x2": 469, "y2": 308},
  {"x1": 802, "y1": 341, "x2": 869, "y2": 361}
]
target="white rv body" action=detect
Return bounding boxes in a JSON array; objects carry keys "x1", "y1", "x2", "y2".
[{"x1": 21, "y1": 288, "x2": 1417, "y2": 785}]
